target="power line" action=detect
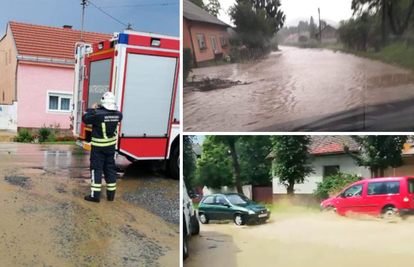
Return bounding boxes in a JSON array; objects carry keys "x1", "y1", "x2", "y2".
[
  {"x1": 87, "y1": 0, "x2": 129, "y2": 28},
  {"x1": 99, "y1": 3, "x2": 178, "y2": 8}
]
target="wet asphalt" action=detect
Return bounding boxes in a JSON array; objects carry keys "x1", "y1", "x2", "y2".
[{"x1": 0, "y1": 142, "x2": 179, "y2": 267}]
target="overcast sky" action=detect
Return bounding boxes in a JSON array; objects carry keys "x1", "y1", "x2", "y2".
[
  {"x1": 217, "y1": 0, "x2": 353, "y2": 26},
  {"x1": 0, "y1": 0, "x2": 179, "y2": 37}
]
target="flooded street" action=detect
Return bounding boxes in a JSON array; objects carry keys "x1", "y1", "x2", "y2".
[
  {"x1": 0, "y1": 143, "x2": 179, "y2": 267},
  {"x1": 185, "y1": 213, "x2": 414, "y2": 267},
  {"x1": 184, "y1": 46, "x2": 414, "y2": 132}
]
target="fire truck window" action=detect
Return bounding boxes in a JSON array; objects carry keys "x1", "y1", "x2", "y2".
[{"x1": 88, "y1": 58, "x2": 111, "y2": 108}]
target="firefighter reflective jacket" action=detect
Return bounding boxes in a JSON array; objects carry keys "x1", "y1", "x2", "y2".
[{"x1": 82, "y1": 108, "x2": 123, "y2": 147}]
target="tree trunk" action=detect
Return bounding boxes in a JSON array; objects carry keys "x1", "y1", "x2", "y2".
[
  {"x1": 287, "y1": 183, "x2": 294, "y2": 195},
  {"x1": 228, "y1": 141, "x2": 243, "y2": 195},
  {"x1": 371, "y1": 168, "x2": 379, "y2": 178},
  {"x1": 382, "y1": 0, "x2": 387, "y2": 45}
]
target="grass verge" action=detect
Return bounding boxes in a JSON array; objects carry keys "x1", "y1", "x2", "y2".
[{"x1": 323, "y1": 42, "x2": 414, "y2": 70}]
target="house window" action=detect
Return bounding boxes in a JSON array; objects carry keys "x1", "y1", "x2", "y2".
[
  {"x1": 323, "y1": 165, "x2": 340, "y2": 178},
  {"x1": 47, "y1": 92, "x2": 72, "y2": 113},
  {"x1": 220, "y1": 35, "x2": 226, "y2": 46},
  {"x1": 197, "y1": 34, "x2": 206, "y2": 50}
]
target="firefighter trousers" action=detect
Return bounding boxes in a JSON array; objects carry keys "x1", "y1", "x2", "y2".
[{"x1": 89, "y1": 145, "x2": 117, "y2": 199}]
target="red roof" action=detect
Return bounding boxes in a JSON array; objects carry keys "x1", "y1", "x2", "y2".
[
  {"x1": 9, "y1": 21, "x2": 112, "y2": 61},
  {"x1": 309, "y1": 136, "x2": 359, "y2": 155}
]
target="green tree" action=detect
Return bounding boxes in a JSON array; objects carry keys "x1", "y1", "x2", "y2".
[
  {"x1": 205, "y1": 0, "x2": 221, "y2": 17},
  {"x1": 351, "y1": 0, "x2": 414, "y2": 38},
  {"x1": 196, "y1": 136, "x2": 272, "y2": 191},
  {"x1": 183, "y1": 135, "x2": 197, "y2": 188},
  {"x1": 344, "y1": 135, "x2": 408, "y2": 177},
  {"x1": 189, "y1": 0, "x2": 205, "y2": 8},
  {"x1": 196, "y1": 136, "x2": 234, "y2": 189},
  {"x1": 210, "y1": 136, "x2": 244, "y2": 194},
  {"x1": 229, "y1": 0, "x2": 285, "y2": 49},
  {"x1": 236, "y1": 136, "x2": 272, "y2": 186},
  {"x1": 271, "y1": 136, "x2": 314, "y2": 195}
]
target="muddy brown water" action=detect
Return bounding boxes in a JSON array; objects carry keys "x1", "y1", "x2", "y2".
[
  {"x1": 185, "y1": 213, "x2": 414, "y2": 267},
  {"x1": 184, "y1": 46, "x2": 414, "y2": 132},
  {"x1": 0, "y1": 143, "x2": 178, "y2": 267}
]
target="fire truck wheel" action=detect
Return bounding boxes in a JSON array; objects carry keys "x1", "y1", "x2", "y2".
[{"x1": 169, "y1": 145, "x2": 179, "y2": 180}]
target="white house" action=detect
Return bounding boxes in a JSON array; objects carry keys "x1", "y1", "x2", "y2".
[{"x1": 271, "y1": 136, "x2": 371, "y2": 199}]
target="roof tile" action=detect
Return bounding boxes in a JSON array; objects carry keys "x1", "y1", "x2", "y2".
[{"x1": 9, "y1": 21, "x2": 112, "y2": 61}]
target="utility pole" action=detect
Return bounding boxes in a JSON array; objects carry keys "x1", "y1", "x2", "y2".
[
  {"x1": 80, "y1": 0, "x2": 87, "y2": 42},
  {"x1": 318, "y1": 8, "x2": 322, "y2": 43}
]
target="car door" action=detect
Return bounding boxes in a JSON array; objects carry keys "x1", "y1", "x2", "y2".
[
  {"x1": 364, "y1": 181, "x2": 401, "y2": 215},
  {"x1": 214, "y1": 195, "x2": 231, "y2": 221},
  {"x1": 337, "y1": 183, "x2": 364, "y2": 215},
  {"x1": 201, "y1": 195, "x2": 216, "y2": 219}
]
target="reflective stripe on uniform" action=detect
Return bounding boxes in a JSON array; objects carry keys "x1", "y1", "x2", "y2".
[
  {"x1": 91, "y1": 136, "x2": 117, "y2": 142},
  {"x1": 102, "y1": 122, "x2": 108, "y2": 139},
  {"x1": 91, "y1": 140, "x2": 117, "y2": 147},
  {"x1": 91, "y1": 183, "x2": 102, "y2": 188},
  {"x1": 91, "y1": 187, "x2": 102, "y2": 192},
  {"x1": 107, "y1": 182, "x2": 116, "y2": 191}
]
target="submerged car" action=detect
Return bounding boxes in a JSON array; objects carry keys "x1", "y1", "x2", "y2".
[
  {"x1": 321, "y1": 176, "x2": 414, "y2": 219},
  {"x1": 198, "y1": 193, "x2": 270, "y2": 226}
]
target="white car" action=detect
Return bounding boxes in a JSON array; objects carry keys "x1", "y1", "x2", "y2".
[{"x1": 183, "y1": 182, "x2": 200, "y2": 260}]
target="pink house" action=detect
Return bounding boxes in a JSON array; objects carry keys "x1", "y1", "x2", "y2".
[{"x1": 0, "y1": 22, "x2": 110, "y2": 131}]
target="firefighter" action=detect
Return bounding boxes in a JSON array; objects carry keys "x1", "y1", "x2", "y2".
[{"x1": 82, "y1": 92, "x2": 123, "y2": 203}]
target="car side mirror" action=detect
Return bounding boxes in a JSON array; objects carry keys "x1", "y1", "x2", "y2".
[{"x1": 224, "y1": 203, "x2": 231, "y2": 207}]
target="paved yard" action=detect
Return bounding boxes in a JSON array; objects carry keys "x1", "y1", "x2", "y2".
[{"x1": 0, "y1": 143, "x2": 179, "y2": 267}]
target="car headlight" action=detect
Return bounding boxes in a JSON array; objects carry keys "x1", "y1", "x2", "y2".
[
  {"x1": 248, "y1": 210, "x2": 255, "y2": 215},
  {"x1": 266, "y1": 208, "x2": 270, "y2": 212}
]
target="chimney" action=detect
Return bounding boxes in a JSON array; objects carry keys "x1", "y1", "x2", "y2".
[{"x1": 63, "y1": 25, "x2": 73, "y2": 29}]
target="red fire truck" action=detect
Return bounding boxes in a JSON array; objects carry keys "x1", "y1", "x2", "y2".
[{"x1": 71, "y1": 30, "x2": 180, "y2": 179}]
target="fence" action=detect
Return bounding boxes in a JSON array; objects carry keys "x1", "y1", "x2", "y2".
[{"x1": 0, "y1": 101, "x2": 18, "y2": 131}]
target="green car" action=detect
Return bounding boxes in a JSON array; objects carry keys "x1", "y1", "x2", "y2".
[{"x1": 198, "y1": 193, "x2": 270, "y2": 226}]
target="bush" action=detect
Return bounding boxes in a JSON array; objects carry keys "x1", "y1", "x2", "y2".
[
  {"x1": 183, "y1": 48, "x2": 193, "y2": 82},
  {"x1": 14, "y1": 129, "x2": 34, "y2": 143},
  {"x1": 38, "y1": 126, "x2": 52, "y2": 143},
  {"x1": 313, "y1": 172, "x2": 362, "y2": 200}
]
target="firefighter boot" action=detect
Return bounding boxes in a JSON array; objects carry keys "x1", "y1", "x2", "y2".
[
  {"x1": 84, "y1": 195, "x2": 100, "y2": 203},
  {"x1": 107, "y1": 193, "x2": 115, "y2": 201}
]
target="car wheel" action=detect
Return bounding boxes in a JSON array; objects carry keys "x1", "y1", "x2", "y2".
[
  {"x1": 234, "y1": 214, "x2": 245, "y2": 226},
  {"x1": 323, "y1": 206, "x2": 337, "y2": 213},
  {"x1": 183, "y1": 235, "x2": 189, "y2": 261},
  {"x1": 382, "y1": 206, "x2": 399, "y2": 222},
  {"x1": 191, "y1": 213, "x2": 200, "y2": 235},
  {"x1": 199, "y1": 213, "x2": 209, "y2": 224}
]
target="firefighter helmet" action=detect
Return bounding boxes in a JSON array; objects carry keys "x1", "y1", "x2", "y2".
[{"x1": 100, "y1": 92, "x2": 117, "y2": 111}]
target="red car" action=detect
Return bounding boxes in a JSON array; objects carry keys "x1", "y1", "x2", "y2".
[{"x1": 321, "y1": 176, "x2": 414, "y2": 219}]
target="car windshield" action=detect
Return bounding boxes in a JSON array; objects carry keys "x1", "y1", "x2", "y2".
[{"x1": 226, "y1": 194, "x2": 252, "y2": 205}]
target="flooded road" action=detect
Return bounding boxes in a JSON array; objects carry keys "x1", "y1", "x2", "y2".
[
  {"x1": 0, "y1": 143, "x2": 179, "y2": 267},
  {"x1": 184, "y1": 46, "x2": 414, "y2": 132},
  {"x1": 185, "y1": 213, "x2": 414, "y2": 267}
]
